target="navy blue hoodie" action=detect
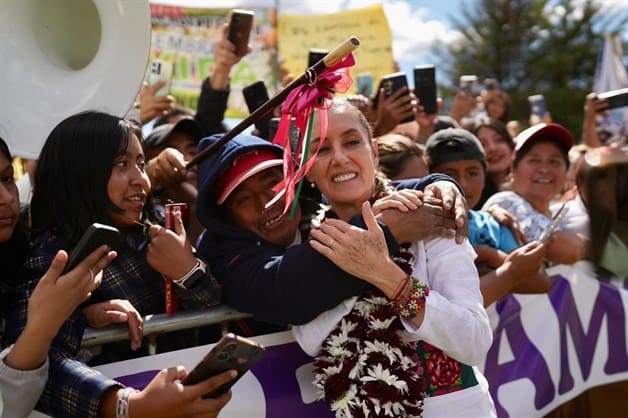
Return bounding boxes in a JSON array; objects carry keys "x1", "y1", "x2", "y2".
[{"x1": 196, "y1": 134, "x2": 454, "y2": 325}]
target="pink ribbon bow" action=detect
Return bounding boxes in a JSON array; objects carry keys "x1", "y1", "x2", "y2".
[{"x1": 268, "y1": 53, "x2": 355, "y2": 214}]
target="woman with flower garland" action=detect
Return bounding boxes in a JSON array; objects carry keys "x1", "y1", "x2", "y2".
[{"x1": 292, "y1": 99, "x2": 496, "y2": 417}]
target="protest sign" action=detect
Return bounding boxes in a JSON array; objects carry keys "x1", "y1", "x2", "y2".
[{"x1": 277, "y1": 5, "x2": 395, "y2": 94}]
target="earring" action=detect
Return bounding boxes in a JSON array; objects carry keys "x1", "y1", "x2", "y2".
[{"x1": 310, "y1": 182, "x2": 316, "y2": 189}]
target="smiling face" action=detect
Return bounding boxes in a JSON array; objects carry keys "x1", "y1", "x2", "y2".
[
  {"x1": 0, "y1": 151, "x2": 19, "y2": 242},
  {"x1": 476, "y1": 126, "x2": 512, "y2": 178},
  {"x1": 512, "y1": 141, "x2": 567, "y2": 213},
  {"x1": 307, "y1": 106, "x2": 378, "y2": 220},
  {"x1": 107, "y1": 134, "x2": 151, "y2": 228},
  {"x1": 224, "y1": 167, "x2": 301, "y2": 247}
]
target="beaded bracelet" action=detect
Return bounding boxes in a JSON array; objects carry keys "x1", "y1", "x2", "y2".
[
  {"x1": 396, "y1": 276, "x2": 430, "y2": 318},
  {"x1": 116, "y1": 387, "x2": 138, "y2": 418}
]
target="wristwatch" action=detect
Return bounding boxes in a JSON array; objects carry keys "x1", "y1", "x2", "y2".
[{"x1": 172, "y1": 259, "x2": 207, "y2": 290}]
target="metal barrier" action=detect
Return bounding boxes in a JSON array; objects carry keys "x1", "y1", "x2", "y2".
[{"x1": 81, "y1": 305, "x2": 251, "y2": 353}]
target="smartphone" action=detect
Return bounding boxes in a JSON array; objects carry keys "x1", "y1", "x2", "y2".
[
  {"x1": 182, "y1": 333, "x2": 265, "y2": 398},
  {"x1": 63, "y1": 223, "x2": 120, "y2": 273},
  {"x1": 356, "y1": 72, "x2": 374, "y2": 97},
  {"x1": 539, "y1": 203, "x2": 569, "y2": 243},
  {"x1": 414, "y1": 65, "x2": 437, "y2": 114},
  {"x1": 228, "y1": 9, "x2": 254, "y2": 57},
  {"x1": 242, "y1": 81, "x2": 271, "y2": 140},
  {"x1": 373, "y1": 72, "x2": 414, "y2": 123},
  {"x1": 597, "y1": 88, "x2": 628, "y2": 110},
  {"x1": 147, "y1": 59, "x2": 173, "y2": 97},
  {"x1": 307, "y1": 48, "x2": 328, "y2": 69},
  {"x1": 528, "y1": 94, "x2": 548, "y2": 119},
  {"x1": 459, "y1": 75, "x2": 478, "y2": 96}
]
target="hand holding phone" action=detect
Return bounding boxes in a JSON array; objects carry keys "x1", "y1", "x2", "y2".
[
  {"x1": 414, "y1": 65, "x2": 437, "y2": 114},
  {"x1": 64, "y1": 223, "x2": 120, "y2": 273},
  {"x1": 373, "y1": 72, "x2": 415, "y2": 123},
  {"x1": 228, "y1": 9, "x2": 254, "y2": 57},
  {"x1": 597, "y1": 87, "x2": 628, "y2": 110},
  {"x1": 182, "y1": 333, "x2": 265, "y2": 398},
  {"x1": 147, "y1": 59, "x2": 173, "y2": 97}
]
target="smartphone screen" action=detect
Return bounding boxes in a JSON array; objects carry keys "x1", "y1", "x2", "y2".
[
  {"x1": 414, "y1": 65, "x2": 437, "y2": 114},
  {"x1": 459, "y1": 75, "x2": 478, "y2": 96},
  {"x1": 182, "y1": 333, "x2": 265, "y2": 398},
  {"x1": 228, "y1": 9, "x2": 254, "y2": 57},
  {"x1": 242, "y1": 81, "x2": 271, "y2": 140},
  {"x1": 147, "y1": 59, "x2": 173, "y2": 97},
  {"x1": 528, "y1": 94, "x2": 548, "y2": 118}
]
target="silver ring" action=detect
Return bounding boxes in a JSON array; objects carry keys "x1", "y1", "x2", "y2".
[{"x1": 88, "y1": 268, "x2": 94, "y2": 282}]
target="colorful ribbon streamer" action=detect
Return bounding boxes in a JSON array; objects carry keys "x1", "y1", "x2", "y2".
[{"x1": 267, "y1": 53, "x2": 355, "y2": 215}]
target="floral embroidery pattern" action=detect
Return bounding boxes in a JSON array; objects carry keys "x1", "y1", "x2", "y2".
[{"x1": 419, "y1": 342, "x2": 463, "y2": 396}]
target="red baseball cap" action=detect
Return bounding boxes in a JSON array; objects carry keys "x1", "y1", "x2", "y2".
[
  {"x1": 514, "y1": 123, "x2": 574, "y2": 158},
  {"x1": 214, "y1": 150, "x2": 283, "y2": 204}
]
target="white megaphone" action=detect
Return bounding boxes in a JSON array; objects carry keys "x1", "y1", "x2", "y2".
[{"x1": 0, "y1": 0, "x2": 151, "y2": 159}]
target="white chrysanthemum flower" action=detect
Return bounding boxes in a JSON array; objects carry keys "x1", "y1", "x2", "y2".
[
  {"x1": 348, "y1": 353, "x2": 369, "y2": 379},
  {"x1": 364, "y1": 340, "x2": 402, "y2": 364},
  {"x1": 330, "y1": 384, "x2": 359, "y2": 417},
  {"x1": 354, "y1": 300, "x2": 376, "y2": 316},
  {"x1": 325, "y1": 321, "x2": 356, "y2": 349},
  {"x1": 362, "y1": 364, "x2": 409, "y2": 393},
  {"x1": 391, "y1": 400, "x2": 409, "y2": 416},
  {"x1": 398, "y1": 354, "x2": 416, "y2": 371},
  {"x1": 369, "y1": 317, "x2": 395, "y2": 330},
  {"x1": 340, "y1": 319, "x2": 358, "y2": 334},
  {"x1": 323, "y1": 365, "x2": 343, "y2": 376},
  {"x1": 364, "y1": 295, "x2": 390, "y2": 306}
]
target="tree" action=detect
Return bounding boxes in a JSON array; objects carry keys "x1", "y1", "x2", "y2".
[{"x1": 435, "y1": 0, "x2": 627, "y2": 140}]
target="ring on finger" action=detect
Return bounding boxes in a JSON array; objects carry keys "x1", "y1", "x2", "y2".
[
  {"x1": 329, "y1": 239, "x2": 335, "y2": 248},
  {"x1": 88, "y1": 268, "x2": 94, "y2": 282}
]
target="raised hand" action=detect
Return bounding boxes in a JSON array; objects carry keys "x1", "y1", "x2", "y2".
[{"x1": 146, "y1": 210, "x2": 197, "y2": 279}]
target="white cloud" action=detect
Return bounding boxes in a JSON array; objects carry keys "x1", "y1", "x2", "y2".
[{"x1": 381, "y1": 1, "x2": 460, "y2": 61}]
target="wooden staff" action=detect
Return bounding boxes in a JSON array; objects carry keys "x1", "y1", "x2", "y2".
[{"x1": 186, "y1": 36, "x2": 360, "y2": 168}]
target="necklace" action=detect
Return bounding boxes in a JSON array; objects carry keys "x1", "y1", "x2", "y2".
[{"x1": 312, "y1": 204, "x2": 426, "y2": 417}]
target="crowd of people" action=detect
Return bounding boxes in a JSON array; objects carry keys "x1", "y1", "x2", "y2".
[{"x1": 1, "y1": 9, "x2": 627, "y2": 418}]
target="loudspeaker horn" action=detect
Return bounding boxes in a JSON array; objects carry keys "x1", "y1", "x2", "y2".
[{"x1": 0, "y1": 0, "x2": 151, "y2": 158}]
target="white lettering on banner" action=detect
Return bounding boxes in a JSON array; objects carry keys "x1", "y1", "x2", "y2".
[
  {"x1": 480, "y1": 261, "x2": 628, "y2": 417},
  {"x1": 76, "y1": 262, "x2": 627, "y2": 418}
]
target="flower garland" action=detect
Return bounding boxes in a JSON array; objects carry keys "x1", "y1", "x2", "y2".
[{"x1": 312, "y1": 242, "x2": 426, "y2": 417}]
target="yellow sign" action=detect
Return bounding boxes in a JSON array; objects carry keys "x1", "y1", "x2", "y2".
[{"x1": 277, "y1": 5, "x2": 395, "y2": 95}]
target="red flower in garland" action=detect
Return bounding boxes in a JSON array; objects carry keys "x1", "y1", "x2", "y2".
[{"x1": 313, "y1": 292, "x2": 425, "y2": 418}]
